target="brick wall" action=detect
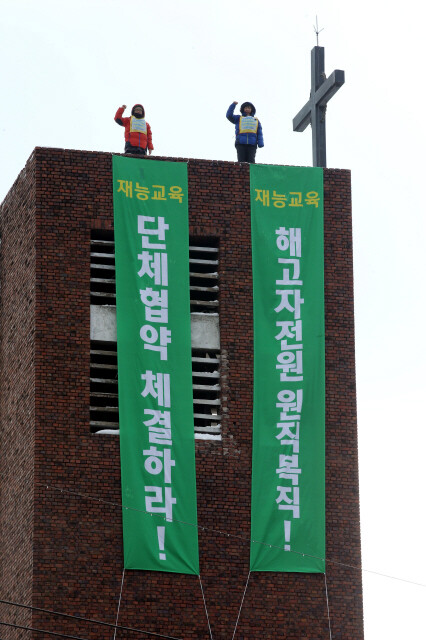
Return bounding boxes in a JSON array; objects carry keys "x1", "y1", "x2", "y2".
[
  {"x1": 0, "y1": 148, "x2": 363, "y2": 639},
  {"x1": 0, "y1": 153, "x2": 37, "y2": 638}
]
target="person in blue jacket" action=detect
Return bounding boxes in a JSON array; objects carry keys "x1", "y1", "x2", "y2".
[{"x1": 226, "y1": 101, "x2": 264, "y2": 163}]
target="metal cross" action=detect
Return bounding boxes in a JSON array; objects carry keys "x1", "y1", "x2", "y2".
[{"x1": 293, "y1": 46, "x2": 345, "y2": 168}]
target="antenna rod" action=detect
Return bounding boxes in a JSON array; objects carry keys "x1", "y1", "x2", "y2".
[{"x1": 313, "y1": 15, "x2": 324, "y2": 46}]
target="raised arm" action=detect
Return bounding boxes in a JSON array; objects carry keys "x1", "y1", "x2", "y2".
[
  {"x1": 226, "y1": 101, "x2": 240, "y2": 124},
  {"x1": 114, "y1": 105, "x2": 127, "y2": 126}
]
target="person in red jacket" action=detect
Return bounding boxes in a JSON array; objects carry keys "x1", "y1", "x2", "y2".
[{"x1": 114, "y1": 104, "x2": 154, "y2": 156}]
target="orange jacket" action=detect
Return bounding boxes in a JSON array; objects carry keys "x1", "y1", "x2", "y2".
[{"x1": 114, "y1": 106, "x2": 154, "y2": 150}]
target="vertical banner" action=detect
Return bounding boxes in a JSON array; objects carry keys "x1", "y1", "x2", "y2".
[
  {"x1": 112, "y1": 156, "x2": 199, "y2": 574},
  {"x1": 250, "y1": 165, "x2": 325, "y2": 573}
]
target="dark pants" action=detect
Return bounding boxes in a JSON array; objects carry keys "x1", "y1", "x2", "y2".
[
  {"x1": 124, "y1": 142, "x2": 147, "y2": 156},
  {"x1": 235, "y1": 144, "x2": 257, "y2": 163}
]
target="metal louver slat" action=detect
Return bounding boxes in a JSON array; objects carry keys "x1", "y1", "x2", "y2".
[{"x1": 189, "y1": 245, "x2": 218, "y2": 252}]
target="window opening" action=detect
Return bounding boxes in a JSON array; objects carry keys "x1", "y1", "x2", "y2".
[
  {"x1": 192, "y1": 349, "x2": 221, "y2": 435},
  {"x1": 90, "y1": 230, "x2": 116, "y2": 305},
  {"x1": 90, "y1": 340, "x2": 118, "y2": 433},
  {"x1": 189, "y1": 239, "x2": 219, "y2": 312},
  {"x1": 90, "y1": 231, "x2": 221, "y2": 438}
]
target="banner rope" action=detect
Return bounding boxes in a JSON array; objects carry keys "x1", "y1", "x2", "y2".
[
  {"x1": 324, "y1": 571, "x2": 333, "y2": 640},
  {"x1": 0, "y1": 597, "x2": 183, "y2": 640},
  {"x1": 198, "y1": 575, "x2": 214, "y2": 640},
  {"x1": 39, "y1": 483, "x2": 426, "y2": 589},
  {"x1": 113, "y1": 568, "x2": 125, "y2": 640},
  {"x1": 231, "y1": 571, "x2": 251, "y2": 640}
]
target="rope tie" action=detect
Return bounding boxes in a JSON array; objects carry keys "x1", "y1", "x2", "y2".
[
  {"x1": 198, "y1": 575, "x2": 213, "y2": 640},
  {"x1": 324, "y1": 571, "x2": 333, "y2": 640},
  {"x1": 113, "y1": 569, "x2": 125, "y2": 640},
  {"x1": 231, "y1": 571, "x2": 251, "y2": 640}
]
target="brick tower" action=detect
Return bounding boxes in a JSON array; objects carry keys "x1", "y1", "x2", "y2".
[{"x1": 0, "y1": 148, "x2": 363, "y2": 639}]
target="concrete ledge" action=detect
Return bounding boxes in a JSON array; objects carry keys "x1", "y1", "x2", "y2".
[{"x1": 90, "y1": 306, "x2": 220, "y2": 349}]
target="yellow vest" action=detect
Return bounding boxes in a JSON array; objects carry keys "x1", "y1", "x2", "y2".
[
  {"x1": 239, "y1": 116, "x2": 259, "y2": 134},
  {"x1": 130, "y1": 117, "x2": 147, "y2": 134}
]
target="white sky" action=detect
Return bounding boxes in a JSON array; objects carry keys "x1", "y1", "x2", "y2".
[{"x1": 1, "y1": 1, "x2": 425, "y2": 637}]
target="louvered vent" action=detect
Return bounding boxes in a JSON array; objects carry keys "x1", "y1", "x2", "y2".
[
  {"x1": 90, "y1": 341, "x2": 118, "y2": 433},
  {"x1": 189, "y1": 240, "x2": 219, "y2": 312},
  {"x1": 90, "y1": 231, "x2": 221, "y2": 438},
  {"x1": 90, "y1": 230, "x2": 116, "y2": 305},
  {"x1": 192, "y1": 349, "x2": 221, "y2": 435}
]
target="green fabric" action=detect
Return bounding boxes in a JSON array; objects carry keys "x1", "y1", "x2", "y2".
[
  {"x1": 113, "y1": 156, "x2": 199, "y2": 574},
  {"x1": 250, "y1": 165, "x2": 325, "y2": 573}
]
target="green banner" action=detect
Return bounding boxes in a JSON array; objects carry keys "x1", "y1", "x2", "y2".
[
  {"x1": 250, "y1": 165, "x2": 325, "y2": 573},
  {"x1": 112, "y1": 156, "x2": 199, "y2": 574}
]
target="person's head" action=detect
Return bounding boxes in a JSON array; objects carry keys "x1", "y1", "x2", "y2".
[
  {"x1": 131, "y1": 104, "x2": 145, "y2": 118},
  {"x1": 240, "y1": 101, "x2": 256, "y2": 116}
]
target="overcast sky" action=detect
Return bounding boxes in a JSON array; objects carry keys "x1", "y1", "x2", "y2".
[{"x1": 1, "y1": 1, "x2": 425, "y2": 638}]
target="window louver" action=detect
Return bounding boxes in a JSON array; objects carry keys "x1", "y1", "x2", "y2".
[{"x1": 90, "y1": 231, "x2": 221, "y2": 439}]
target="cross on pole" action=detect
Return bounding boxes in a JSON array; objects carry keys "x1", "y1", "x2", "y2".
[{"x1": 293, "y1": 47, "x2": 345, "y2": 168}]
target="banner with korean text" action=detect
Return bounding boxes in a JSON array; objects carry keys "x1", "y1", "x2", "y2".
[
  {"x1": 112, "y1": 156, "x2": 199, "y2": 574},
  {"x1": 250, "y1": 165, "x2": 325, "y2": 573}
]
